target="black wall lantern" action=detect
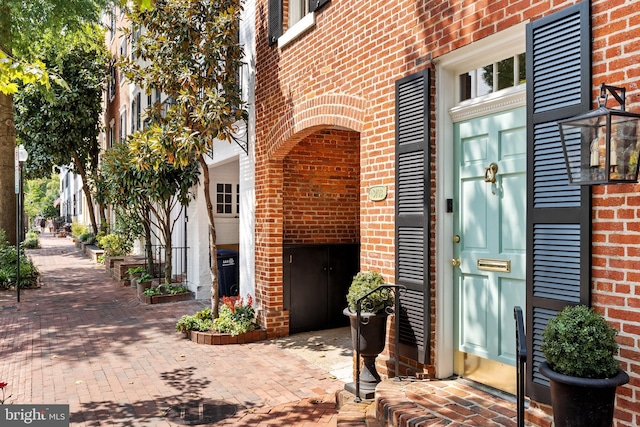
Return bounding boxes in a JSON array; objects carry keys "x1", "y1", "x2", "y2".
[{"x1": 558, "y1": 83, "x2": 640, "y2": 185}]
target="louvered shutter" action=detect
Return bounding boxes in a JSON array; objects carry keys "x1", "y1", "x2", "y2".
[
  {"x1": 268, "y1": 0, "x2": 282, "y2": 45},
  {"x1": 395, "y1": 69, "x2": 431, "y2": 365},
  {"x1": 525, "y1": 0, "x2": 591, "y2": 404},
  {"x1": 309, "y1": 0, "x2": 330, "y2": 12}
]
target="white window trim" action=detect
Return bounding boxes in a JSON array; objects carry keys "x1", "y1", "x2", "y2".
[
  {"x1": 278, "y1": 12, "x2": 315, "y2": 49},
  {"x1": 215, "y1": 182, "x2": 238, "y2": 216},
  {"x1": 119, "y1": 107, "x2": 127, "y2": 142}
]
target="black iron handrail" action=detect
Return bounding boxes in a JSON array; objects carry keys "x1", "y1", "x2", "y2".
[
  {"x1": 353, "y1": 284, "x2": 406, "y2": 402},
  {"x1": 514, "y1": 306, "x2": 526, "y2": 427}
]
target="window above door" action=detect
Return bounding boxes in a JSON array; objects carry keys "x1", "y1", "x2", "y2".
[{"x1": 458, "y1": 53, "x2": 526, "y2": 102}]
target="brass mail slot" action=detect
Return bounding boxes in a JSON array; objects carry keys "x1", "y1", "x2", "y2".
[{"x1": 477, "y1": 258, "x2": 511, "y2": 273}]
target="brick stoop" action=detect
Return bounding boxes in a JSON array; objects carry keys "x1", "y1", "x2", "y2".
[
  {"x1": 336, "y1": 378, "x2": 554, "y2": 427},
  {"x1": 374, "y1": 378, "x2": 553, "y2": 427}
]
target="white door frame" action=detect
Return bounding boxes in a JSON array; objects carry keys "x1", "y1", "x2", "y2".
[{"x1": 433, "y1": 22, "x2": 527, "y2": 379}]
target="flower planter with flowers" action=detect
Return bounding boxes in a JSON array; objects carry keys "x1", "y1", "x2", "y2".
[
  {"x1": 0, "y1": 381, "x2": 12, "y2": 404},
  {"x1": 175, "y1": 295, "x2": 265, "y2": 345},
  {"x1": 141, "y1": 283, "x2": 193, "y2": 304}
]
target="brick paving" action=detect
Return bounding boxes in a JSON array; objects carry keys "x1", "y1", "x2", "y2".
[{"x1": 0, "y1": 234, "x2": 343, "y2": 426}]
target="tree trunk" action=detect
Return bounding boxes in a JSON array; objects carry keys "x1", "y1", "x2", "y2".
[
  {"x1": 143, "y1": 211, "x2": 154, "y2": 276},
  {"x1": 0, "y1": 93, "x2": 16, "y2": 245},
  {"x1": 162, "y1": 202, "x2": 172, "y2": 284},
  {"x1": 72, "y1": 153, "x2": 98, "y2": 235},
  {"x1": 0, "y1": 6, "x2": 16, "y2": 245},
  {"x1": 98, "y1": 204, "x2": 107, "y2": 233},
  {"x1": 199, "y1": 155, "x2": 219, "y2": 319}
]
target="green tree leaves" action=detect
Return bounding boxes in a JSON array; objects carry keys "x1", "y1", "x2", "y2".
[{"x1": 14, "y1": 25, "x2": 110, "y2": 234}]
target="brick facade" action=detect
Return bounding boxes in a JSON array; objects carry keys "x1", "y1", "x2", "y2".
[
  {"x1": 283, "y1": 130, "x2": 360, "y2": 244},
  {"x1": 255, "y1": 0, "x2": 640, "y2": 424},
  {"x1": 590, "y1": 1, "x2": 640, "y2": 424}
]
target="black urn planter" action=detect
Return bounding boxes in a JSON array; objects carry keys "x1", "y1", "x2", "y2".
[
  {"x1": 539, "y1": 361, "x2": 629, "y2": 427},
  {"x1": 343, "y1": 308, "x2": 389, "y2": 399}
]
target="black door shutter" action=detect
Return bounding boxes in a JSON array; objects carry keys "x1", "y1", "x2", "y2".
[
  {"x1": 395, "y1": 69, "x2": 431, "y2": 365},
  {"x1": 268, "y1": 0, "x2": 282, "y2": 45},
  {"x1": 309, "y1": 0, "x2": 330, "y2": 12},
  {"x1": 525, "y1": 0, "x2": 591, "y2": 404}
]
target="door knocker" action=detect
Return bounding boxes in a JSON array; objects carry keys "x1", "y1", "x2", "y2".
[{"x1": 484, "y1": 162, "x2": 499, "y2": 183}]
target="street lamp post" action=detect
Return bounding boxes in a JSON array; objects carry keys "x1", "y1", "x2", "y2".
[{"x1": 15, "y1": 144, "x2": 28, "y2": 302}]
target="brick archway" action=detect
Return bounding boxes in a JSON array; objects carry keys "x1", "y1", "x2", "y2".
[
  {"x1": 256, "y1": 93, "x2": 366, "y2": 337},
  {"x1": 267, "y1": 93, "x2": 367, "y2": 160}
]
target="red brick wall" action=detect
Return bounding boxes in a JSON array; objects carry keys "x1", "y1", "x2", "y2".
[
  {"x1": 590, "y1": 2, "x2": 640, "y2": 425},
  {"x1": 103, "y1": 8, "x2": 129, "y2": 148},
  {"x1": 255, "y1": 0, "x2": 640, "y2": 421},
  {"x1": 283, "y1": 130, "x2": 360, "y2": 244}
]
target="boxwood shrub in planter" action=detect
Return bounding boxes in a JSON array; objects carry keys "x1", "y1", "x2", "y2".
[
  {"x1": 540, "y1": 305, "x2": 629, "y2": 427},
  {"x1": 343, "y1": 271, "x2": 394, "y2": 399}
]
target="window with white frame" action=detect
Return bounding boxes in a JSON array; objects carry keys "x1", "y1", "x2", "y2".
[
  {"x1": 458, "y1": 53, "x2": 526, "y2": 102},
  {"x1": 268, "y1": 0, "x2": 330, "y2": 46},
  {"x1": 288, "y1": 0, "x2": 308, "y2": 27},
  {"x1": 216, "y1": 183, "x2": 239, "y2": 215},
  {"x1": 109, "y1": 9, "x2": 115, "y2": 41},
  {"x1": 108, "y1": 62, "x2": 117, "y2": 100},
  {"x1": 131, "y1": 24, "x2": 141, "y2": 59},
  {"x1": 119, "y1": 109, "x2": 127, "y2": 142},
  {"x1": 131, "y1": 93, "x2": 141, "y2": 132},
  {"x1": 144, "y1": 92, "x2": 152, "y2": 129},
  {"x1": 119, "y1": 37, "x2": 128, "y2": 83}
]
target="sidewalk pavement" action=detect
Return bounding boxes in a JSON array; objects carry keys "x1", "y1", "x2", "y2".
[{"x1": 0, "y1": 234, "x2": 348, "y2": 426}]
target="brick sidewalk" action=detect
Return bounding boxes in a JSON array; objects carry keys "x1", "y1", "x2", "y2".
[{"x1": 0, "y1": 234, "x2": 343, "y2": 426}]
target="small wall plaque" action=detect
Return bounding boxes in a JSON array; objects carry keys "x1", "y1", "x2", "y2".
[{"x1": 368, "y1": 185, "x2": 387, "y2": 201}]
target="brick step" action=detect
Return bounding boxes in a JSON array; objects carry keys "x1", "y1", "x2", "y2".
[{"x1": 373, "y1": 378, "x2": 553, "y2": 427}]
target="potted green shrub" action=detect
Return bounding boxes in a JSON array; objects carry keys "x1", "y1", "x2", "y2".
[
  {"x1": 136, "y1": 272, "x2": 154, "y2": 297},
  {"x1": 141, "y1": 283, "x2": 192, "y2": 304},
  {"x1": 176, "y1": 307, "x2": 213, "y2": 335},
  {"x1": 127, "y1": 266, "x2": 145, "y2": 287},
  {"x1": 539, "y1": 305, "x2": 629, "y2": 427},
  {"x1": 343, "y1": 271, "x2": 394, "y2": 399}
]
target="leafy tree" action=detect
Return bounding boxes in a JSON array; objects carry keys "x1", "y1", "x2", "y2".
[
  {"x1": 121, "y1": 0, "x2": 247, "y2": 317},
  {"x1": 101, "y1": 142, "x2": 154, "y2": 270},
  {"x1": 0, "y1": 0, "x2": 111, "y2": 245},
  {"x1": 14, "y1": 25, "x2": 110, "y2": 235},
  {"x1": 23, "y1": 174, "x2": 60, "y2": 221},
  {"x1": 101, "y1": 136, "x2": 200, "y2": 284}
]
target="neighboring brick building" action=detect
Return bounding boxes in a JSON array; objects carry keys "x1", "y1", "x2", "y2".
[{"x1": 254, "y1": 0, "x2": 640, "y2": 424}]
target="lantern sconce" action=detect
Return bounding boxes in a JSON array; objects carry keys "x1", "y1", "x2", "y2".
[{"x1": 558, "y1": 83, "x2": 640, "y2": 185}]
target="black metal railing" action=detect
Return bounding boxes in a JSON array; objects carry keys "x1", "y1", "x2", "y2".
[
  {"x1": 145, "y1": 245, "x2": 189, "y2": 282},
  {"x1": 353, "y1": 284, "x2": 407, "y2": 403},
  {"x1": 514, "y1": 306, "x2": 526, "y2": 427}
]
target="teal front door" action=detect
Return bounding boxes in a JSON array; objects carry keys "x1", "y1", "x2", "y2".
[{"x1": 453, "y1": 107, "x2": 526, "y2": 394}]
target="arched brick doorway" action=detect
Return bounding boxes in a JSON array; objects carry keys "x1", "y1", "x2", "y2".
[{"x1": 255, "y1": 94, "x2": 366, "y2": 336}]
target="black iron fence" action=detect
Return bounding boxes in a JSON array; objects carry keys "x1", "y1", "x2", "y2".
[{"x1": 145, "y1": 245, "x2": 189, "y2": 282}]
